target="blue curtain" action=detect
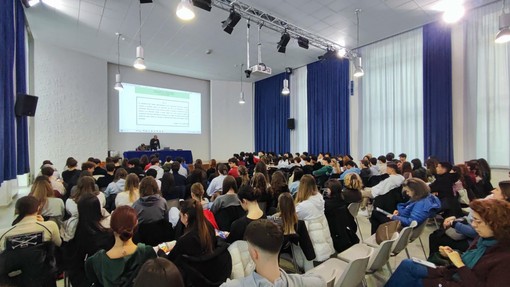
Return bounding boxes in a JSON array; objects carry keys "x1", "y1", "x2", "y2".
[
  {"x1": 254, "y1": 73, "x2": 290, "y2": 154},
  {"x1": 307, "y1": 58, "x2": 350, "y2": 155},
  {"x1": 0, "y1": 0, "x2": 17, "y2": 184},
  {"x1": 16, "y1": 0, "x2": 29, "y2": 175},
  {"x1": 423, "y1": 22, "x2": 453, "y2": 163}
]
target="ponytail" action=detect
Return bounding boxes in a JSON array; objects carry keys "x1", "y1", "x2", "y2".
[{"x1": 181, "y1": 199, "x2": 213, "y2": 253}]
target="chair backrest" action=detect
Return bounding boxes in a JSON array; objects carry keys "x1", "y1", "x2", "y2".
[
  {"x1": 409, "y1": 220, "x2": 427, "y2": 242},
  {"x1": 305, "y1": 258, "x2": 343, "y2": 287},
  {"x1": 215, "y1": 205, "x2": 245, "y2": 232},
  {"x1": 367, "y1": 232, "x2": 399, "y2": 272},
  {"x1": 391, "y1": 221, "x2": 417, "y2": 255},
  {"x1": 227, "y1": 241, "x2": 255, "y2": 279},
  {"x1": 133, "y1": 219, "x2": 175, "y2": 246},
  {"x1": 337, "y1": 244, "x2": 373, "y2": 287},
  {"x1": 347, "y1": 202, "x2": 361, "y2": 218}
]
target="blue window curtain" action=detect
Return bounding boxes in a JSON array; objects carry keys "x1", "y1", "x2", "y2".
[
  {"x1": 0, "y1": 0, "x2": 17, "y2": 184},
  {"x1": 423, "y1": 22, "x2": 453, "y2": 163},
  {"x1": 16, "y1": 0, "x2": 29, "y2": 175},
  {"x1": 254, "y1": 73, "x2": 290, "y2": 154},
  {"x1": 306, "y1": 58, "x2": 350, "y2": 155}
]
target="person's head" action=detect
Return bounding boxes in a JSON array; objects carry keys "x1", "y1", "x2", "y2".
[
  {"x1": 398, "y1": 153, "x2": 407, "y2": 162},
  {"x1": 125, "y1": 173, "x2": 140, "y2": 192},
  {"x1": 228, "y1": 157, "x2": 238, "y2": 168},
  {"x1": 470, "y1": 199, "x2": 510, "y2": 243},
  {"x1": 411, "y1": 158, "x2": 423, "y2": 170},
  {"x1": 401, "y1": 162, "x2": 412, "y2": 173},
  {"x1": 238, "y1": 165, "x2": 249, "y2": 178},
  {"x1": 140, "y1": 155, "x2": 149, "y2": 165},
  {"x1": 193, "y1": 159, "x2": 203, "y2": 170},
  {"x1": 111, "y1": 205, "x2": 138, "y2": 242},
  {"x1": 73, "y1": 176, "x2": 97, "y2": 202},
  {"x1": 402, "y1": 178, "x2": 430, "y2": 201},
  {"x1": 436, "y1": 162, "x2": 452, "y2": 175},
  {"x1": 171, "y1": 161, "x2": 181, "y2": 173},
  {"x1": 139, "y1": 176, "x2": 160, "y2": 197},
  {"x1": 492, "y1": 181, "x2": 510, "y2": 202},
  {"x1": 368, "y1": 157, "x2": 377, "y2": 166},
  {"x1": 292, "y1": 168, "x2": 304, "y2": 183},
  {"x1": 133, "y1": 258, "x2": 184, "y2": 287},
  {"x1": 254, "y1": 161, "x2": 269, "y2": 179},
  {"x1": 386, "y1": 152, "x2": 395, "y2": 161},
  {"x1": 105, "y1": 163, "x2": 116, "y2": 173},
  {"x1": 175, "y1": 157, "x2": 184, "y2": 164},
  {"x1": 191, "y1": 183, "x2": 205, "y2": 201},
  {"x1": 41, "y1": 166, "x2": 55, "y2": 177},
  {"x1": 344, "y1": 173, "x2": 363, "y2": 190},
  {"x1": 377, "y1": 155, "x2": 387, "y2": 164},
  {"x1": 217, "y1": 163, "x2": 228, "y2": 175},
  {"x1": 270, "y1": 171, "x2": 287, "y2": 188},
  {"x1": 345, "y1": 161, "x2": 356, "y2": 169},
  {"x1": 128, "y1": 158, "x2": 139, "y2": 168},
  {"x1": 276, "y1": 193, "x2": 298, "y2": 235},
  {"x1": 386, "y1": 162, "x2": 398, "y2": 175},
  {"x1": 150, "y1": 157, "x2": 160, "y2": 166},
  {"x1": 81, "y1": 161, "x2": 95, "y2": 174},
  {"x1": 146, "y1": 168, "x2": 157, "y2": 178},
  {"x1": 425, "y1": 158, "x2": 439, "y2": 174},
  {"x1": 179, "y1": 199, "x2": 213, "y2": 252},
  {"x1": 324, "y1": 179, "x2": 342, "y2": 199},
  {"x1": 295, "y1": 174, "x2": 317, "y2": 203},
  {"x1": 66, "y1": 157, "x2": 78, "y2": 169},
  {"x1": 222, "y1": 175, "x2": 238, "y2": 195},
  {"x1": 321, "y1": 157, "x2": 331, "y2": 166},
  {"x1": 153, "y1": 135, "x2": 158, "y2": 139},
  {"x1": 360, "y1": 159, "x2": 370, "y2": 169},
  {"x1": 209, "y1": 159, "x2": 217, "y2": 168},
  {"x1": 76, "y1": 194, "x2": 107, "y2": 234},
  {"x1": 13, "y1": 196, "x2": 40, "y2": 225},
  {"x1": 113, "y1": 168, "x2": 128, "y2": 181},
  {"x1": 29, "y1": 175, "x2": 54, "y2": 207},
  {"x1": 238, "y1": 184, "x2": 260, "y2": 209},
  {"x1": 244, "y1": 220, "x2": 284, "y2": 263}
]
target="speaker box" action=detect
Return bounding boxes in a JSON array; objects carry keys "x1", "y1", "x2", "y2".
[
  {"x1": 15, "y1": 94, "x2": 38, "y2": 117},
  {"x1": 287, "y1": 118, "x2": 295, "y2": 130}
]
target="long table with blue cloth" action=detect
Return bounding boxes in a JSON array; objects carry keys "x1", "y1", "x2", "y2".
[{"x1": 123, "y1": 150, "x2": 193, "y2": 164}]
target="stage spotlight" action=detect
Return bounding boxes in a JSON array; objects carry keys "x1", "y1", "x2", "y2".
[
  {"x1": 277, "y1": 32, "x2": 291, "y2": 53},
  {"x1": 222, "y1": 8, "x2": 242, "y2": 34},
  {"x1": 192, "y1": 0, "x2": 211, "y2": 11},
  {"x1": 297, "y1": 36, "x2": 309, "y2": 49}
]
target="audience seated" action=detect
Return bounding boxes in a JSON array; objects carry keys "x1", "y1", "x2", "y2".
[
  {"x1": 147, "y1": 157, "x2": 164, "y2": 180},
  {"x1": 386, "y1": 199, "x2": 510, "y2": 287},
  {"x1": 97, "y1": 162, "x2": 115, "y2": 189},
  {"x1": 295, "y1": 175, "x2": 335, "y2": 263},
  {"x1": 429, "y1": 162, "x2": 463, "y2": 218},
  {"x1": 411, "y1": 158, "x2": 427, "y2": 181},
  {"x1": 29, "y1": 176, "x2": 65, "y2": 228},
  {"x1": 132, "y1": 176, "x2": 168, "y2": 224},
  {"x1": 211, "y1": 176, "x2": 244, "y2": 232},
  {"x1": 62, "y1": 157, "x2": 80, "y2": 193},
  {"x1": 65, "y1": 194, "x2": 114, "y2": 287},
  {"x1": 269, "y1": 171, "x2": 290, "y2": 207},
  {"x1": 221, "y1": 219, "x2": 326, "y2": 287},
  {"x1": 191, "y1": 183, "x2": 218, "y2": 229},
  {"x1": 323, "y1": 180, "x2": 360, "y2": 253},
  {"x1": 41, "y1": 165, "x2": 66, "y2": 198},
  {"x1": 115, "y1": 173, "x2": 140, "y2": 208},
  {"x1": 133, "y1": 258, "x2": 184, "y2": 287},
  {"x1": 342, "y1": 173, "x2": 363, "y2": 204},
  {"x1": 0, "y1": 196, "x2": 61, "y2": 287},
  {"x1": 339, "y1": 160, "x2": 361, "y2": 180},
  {"x1": 226, "y1": 185, "x2": 266, "y2": 244},
  {"x1": 161, "y1": 172, "x2": 181, "y2": 201},
  {"x1": 104, "y1": 168, "x2": 128, "y2": 211},
  {"x1": 312, "y1": 157, "x2": 333, "y2": 187},
  {"x1": 126, "y1": 158, "x2": 144, "y2": 177},
  {"x1": 289, "y1": 168, "x2": 304, "y2": 196},
  {"x1": 207, "y1": 159, "x2": 218, "y2": 181},
  {"x1": 207, "y1": 163, "x2": 228, "y2": 197},
  {"x1": 85, "y1": 206, "x2": 156, "y2": 286},
  {"x1": 252, "y1": 173, "x2": 273, "y2": 214}
]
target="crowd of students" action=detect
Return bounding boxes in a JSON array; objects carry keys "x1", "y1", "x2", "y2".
[{"x1": 0, "y1": 151, "x2": 509, "y2": 287}]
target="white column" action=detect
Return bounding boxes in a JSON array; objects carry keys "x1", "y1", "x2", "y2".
[{"x1": 289, "y1": 66, "x2": 308, "y2": 153}]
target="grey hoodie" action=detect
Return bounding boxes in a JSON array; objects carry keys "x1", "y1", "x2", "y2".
[{"x1": 132, "y1": 194, "x2": 168, "y2": 224}]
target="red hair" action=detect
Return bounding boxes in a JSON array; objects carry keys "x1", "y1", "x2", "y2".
[{"x1": 111, "y1": 205, "x2": 138, "y2": 241}]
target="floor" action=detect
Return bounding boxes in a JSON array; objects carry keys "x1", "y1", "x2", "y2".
[{"x1": 0, "y1": 186, "x2": 436, "y2": 287}]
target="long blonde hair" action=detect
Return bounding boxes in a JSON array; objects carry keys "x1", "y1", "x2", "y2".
[
  {"x1": 125, "y1": 174, "x2": 140, "y2": 203},
  {"x1": 29, "y1": 176, "x2": 54, "y2": 209},
  {"x1": 295, "y1": 174, "x2": 317, "y2": 204},
  {"x1": 278, "y1": 193, "x2": 298, "y2": 235}
]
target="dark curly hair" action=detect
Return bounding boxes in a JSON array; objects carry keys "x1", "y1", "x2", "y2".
[{"x1": 470, "y1": 199, "x2": 510, "y2": 244}]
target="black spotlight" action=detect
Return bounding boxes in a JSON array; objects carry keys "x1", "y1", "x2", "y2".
[
  {"x1": 192, "y1": 0, "x2": 211, "y2": 11},
  {"x1": 222, "y1": 8, "x2": 242, "y2": 34},
  {"x1": 297, "y1": 36, "x2": 309, "y2": 49},
  {"x1": 277, "y1": 32, "x2": 291, "y2": 53}
]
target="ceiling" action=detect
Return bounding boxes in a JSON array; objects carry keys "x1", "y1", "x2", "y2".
[{"x1": 24, "y1": 0, "x2": 493, "y2": 82}]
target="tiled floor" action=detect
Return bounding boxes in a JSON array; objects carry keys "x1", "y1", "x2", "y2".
[{"x1": 0, "y1": 186, "x2": 437, "y2": 287}]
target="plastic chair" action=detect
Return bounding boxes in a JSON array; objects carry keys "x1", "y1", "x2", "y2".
[
  {"x1": 348, "y1": 202, "x2": 363, "y2": 241},
  {"x1": 307, "y1": 244, "x2": 373, "y2": 287},
  {"x1": 405, "y1": 220, "x2": 428, "y2": 259},
  {"x1": 227, "y1": 241, "x2": 255, "y2": 279}
]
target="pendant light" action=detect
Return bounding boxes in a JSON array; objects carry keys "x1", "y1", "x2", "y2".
[
  {"x1": 133, "y1": 2, "x2": 146, "y2": 70},
  {"x1": 281, "y1": 78, "x2": 290, "y2": 95},
  {"x1": 239, "y1": 64, "x2": 246, "y2": 104},
  {"x1": 114, "y1": 33, "x2": 124, "y2": 91},
  {"x1": 353, "y1": 9, "x2": 364, "y2": 78}
]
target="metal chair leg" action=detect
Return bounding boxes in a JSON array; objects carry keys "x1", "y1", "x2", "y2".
[
  {"x1": 356, "y1": 217, "x2": 364, "y2": 241},
  {"x1": 405, "y1": 247, "x2": 410, "y2": 259},
  {"x1": 419, "y1": 237, "x2": 427, "y2": 259}
]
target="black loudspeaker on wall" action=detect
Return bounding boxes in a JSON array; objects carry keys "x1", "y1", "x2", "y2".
[
  {"x1": 15, "y1": 94, "x2": 39, "y2": 117},
  {"x1": 287, "y1": 118, "x2": 295, "y2": 130}
]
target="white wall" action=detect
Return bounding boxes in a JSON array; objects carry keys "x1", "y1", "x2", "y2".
[
  {"x1": 210, "y1": 80, "x2": 254, "y2": 161},
  {"x1": 33, "y1": 41, "x2": 108, "y2": 172},
  {"x1": 108, "y1": 65, "x2": 211, "y2": 162}
]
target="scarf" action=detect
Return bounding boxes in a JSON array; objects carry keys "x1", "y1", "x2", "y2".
[{"x1": 461, "y1": 237, "x2": 497, "y2": 269}]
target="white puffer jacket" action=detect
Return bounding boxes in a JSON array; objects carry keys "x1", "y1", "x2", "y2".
[
  {"x1": 228, "y1": 240, "x2": 255, "y2": 280},
  {"x1": 304, "y1": 214, "x2": 335, "y2": 262}
]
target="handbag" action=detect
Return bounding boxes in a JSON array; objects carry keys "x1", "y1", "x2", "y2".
[{"x1": 375, "y1": 220, "x2": 400, "y2": 244}]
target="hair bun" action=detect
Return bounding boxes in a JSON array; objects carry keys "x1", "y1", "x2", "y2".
[{"x1": 119, "y1": 229, "x2": 133, "y2": 241}]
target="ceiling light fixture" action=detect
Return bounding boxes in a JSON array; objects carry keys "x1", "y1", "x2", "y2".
[
  {"x1": 277, "y1": 31, "x2": 291, "y2": 53},
  {"x1": 337, "y1": 48, "x2": 347, "y2": 58},
  {"x1": 282, "y1": 68, "x2": 292, "y2": 96},
  {"x1": 435, "y1": 0, "x2": 465, "y2": 23},
  {"x1": 192, "y1": 0, "x2": 212, "y2": 11},
  {"x1": 27, "y1": 0, "x2": 40, "y2": 7},
  {"x1": 134, "y1": 2, "x2": 146, "y2": 70},
  {"x1": 297, "y1": 36, "x2": 309, "y2": 49},
  {"x1": 353, "y1": 9, "x2": 364, "y2": 78},
  {"x1": 114, "y1": 33, "x2": 124, "y2": 92},
  {"x1": 496, "y1": 0, "x2": 510, "y2": 43},
  {"x1": 222, "y1": 7, "x2": 241, "y2": 34},
  {"x1": 239, "y1": 63, "x2": 245, "y2": 104},
  {"x1": 176, "y1": 0, "x2": 195, "y2": 21}
]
